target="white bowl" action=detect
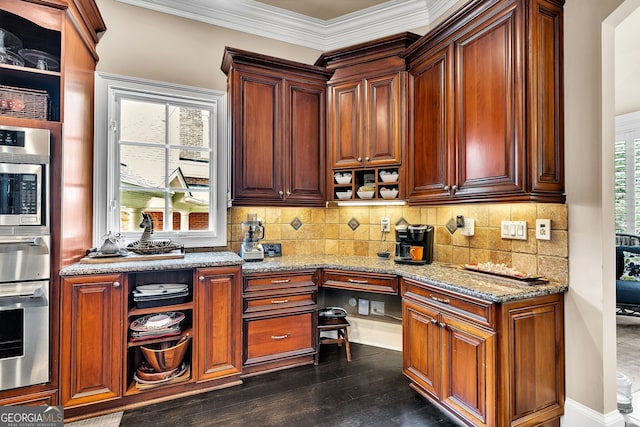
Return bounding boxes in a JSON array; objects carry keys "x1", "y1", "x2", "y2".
[
  {"x1": 357, "y1": 191, "x2": 374, "y2": 199},
  {"x1": 379, "y1": 188, "x2": 398, "y2": 199},
  {"x1": 379, "y1": 171, "x2": 399, "y2": 183},
  {"x1": 334, "y1": 173, "x2": 352, "y2": 184},
  {"x1": 336, "y1": 190, "x2": 352, "y2": 200}
]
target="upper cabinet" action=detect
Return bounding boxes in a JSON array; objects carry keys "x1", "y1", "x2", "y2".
[
  {"x1": 222, "y1": 48, "x2": 333, "y2": 207},
  {"x1": 404, "y1": 0, "x2": 565, "y2": 205},
  {"x1": 316, "y1": 33, "x2": 419, "y2": 202}
]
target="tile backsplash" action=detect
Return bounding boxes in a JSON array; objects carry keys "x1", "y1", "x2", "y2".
[{"x1": 227, "y1": 203, "x2": 568, "y2": 284}]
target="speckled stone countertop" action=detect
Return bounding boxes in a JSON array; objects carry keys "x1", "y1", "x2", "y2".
[
  {"x1": 59, "y1": 251, "x2": 244, "y2": 276},
  {"x1": 59, "y1": 252, "x2": 567, "y2": 303},
  {"x1": 242, "y1": 255, "x2": 568, "y2": 303}
]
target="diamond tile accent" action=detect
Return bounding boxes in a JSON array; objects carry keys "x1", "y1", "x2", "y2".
[
  {"x1": 290, "y1": 217, "x2": 303, "y2": 231},
  {"x1": 347, "y1": 217, "x2": 360, "y2": 231}
]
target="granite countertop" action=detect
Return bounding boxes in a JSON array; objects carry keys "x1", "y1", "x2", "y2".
[
  {"x1": 242, "y1": 255, "x2": 568, "y2": 303},
  {"x1": 59, "y1": 251, "x2": 244, "y2": 276},
  {"x1": 60, "y1": 252, "x2": 567, "y2": 303}
]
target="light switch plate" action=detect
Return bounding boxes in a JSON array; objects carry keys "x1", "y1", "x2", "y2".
[
  {"x1": 460, "y1": 218, "x2": 475, "y2": 236},
  {"x1": 358, "y1": 298, "x2": 370, "y2": 315},
  {"x1": 501, "y1": 220, "x2": 527, "y2": 240}
]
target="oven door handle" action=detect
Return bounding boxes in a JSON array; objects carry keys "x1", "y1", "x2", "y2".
[{"x1": 0, "y1": 237, "x2": 46, "y2": 247}]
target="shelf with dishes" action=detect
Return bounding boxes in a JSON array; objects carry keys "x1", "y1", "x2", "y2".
[
  {"x1": 0, "y1": 11, "x2": 62, "y2": 122},
  {"x1": 332, "y1": 167, "x2": 402, "y2": 201},
  {"x1": 125, "y1": 270, "x2": 195, "y2": 394}
]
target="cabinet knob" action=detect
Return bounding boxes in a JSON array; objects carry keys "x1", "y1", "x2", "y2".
[
  {"x1": 365, "y1": 157, "x2": 369, "y2": 161},
  {"x1": 113, "y1": 281, "x2": 120, "y2": 288},
  {"x1": 452, "y1": 185, "x2": 458, "y2": 193},
  {"x1": 279, "y1": 190, "x2": 284, "y2": 198},
  {"x1": 357, "y1": 157, "x2": 362, "y2": 162},
  {"x1": 286, "y1": 190, "x2": 291, "y2": 196},
  {"x1": 439, "y1": 322, "x2": 446, "y2": 328},
  {"x1": 199, "y1": 276, "x2": 205, "y2": 281},
  {"x1": 430, "y1": 318, "x2": 437, "y2": 324},
  {"x1": 444, "y1": 185, "x2": 450, "y2": 191}
]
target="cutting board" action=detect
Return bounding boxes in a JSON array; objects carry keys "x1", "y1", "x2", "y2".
[{"x1": 79, "y1": 251, "x2": 185, "y2": 264}]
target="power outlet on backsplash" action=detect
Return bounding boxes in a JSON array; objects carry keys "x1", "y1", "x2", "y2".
[{"x1": 262, "y1": 243, "x2": 282, "y2": 257}]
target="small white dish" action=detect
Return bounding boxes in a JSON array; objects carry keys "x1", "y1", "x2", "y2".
[
  {"x1": 380, "y1": 188, "x2": 398, "y2": 199},
  {"x1": 357, "y1": 191, "x2": 374, "y2": 199},
  {"x1": 336, "y1": 190, "x2": 352, "y2": 200},
  {"x1": 379, "y1": 171, "x2": 399, "y2": 183},
  {"x1": 334, "y1": 172, "x2": 352, "y2": 184}
]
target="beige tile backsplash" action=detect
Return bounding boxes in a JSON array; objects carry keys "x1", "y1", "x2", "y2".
[{"x1": 228, "y1": 203, "x2": 569, "y2": 284}]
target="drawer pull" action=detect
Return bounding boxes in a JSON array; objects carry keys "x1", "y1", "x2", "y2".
[
  {"x1": 271, "y1": 279, "x2": 290, "y2": 284},
  {"x1": 271, "y1": 299, "x2": 289, "y2": 304},
  {"x1": 271, "y1": 333, "x2": 290, "y2": 340},
  {"x1": 348, "y1": 278, "x2": 369, "y2": 284},
  {"x1": 430, "y1": 295, "x2": 450, "y2": 304}
]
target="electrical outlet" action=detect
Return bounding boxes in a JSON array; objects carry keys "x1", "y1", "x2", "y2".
[
  {"x1": 381, "y1": 217, "x2": 390, "y2": 232},
  {"x1": 371, "y1": 301, "x2": 385, "y2": 315},
  {"x1": 358, "y1": 299, "x2": 370, "y2": 315},
  {"x1": 536, "y1": 219, "x2": 551, "y2": 240}
]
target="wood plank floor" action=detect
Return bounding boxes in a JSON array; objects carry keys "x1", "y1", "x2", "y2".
[{"x1": 120, "y1": 343, "x2": 461, "y2": 426}]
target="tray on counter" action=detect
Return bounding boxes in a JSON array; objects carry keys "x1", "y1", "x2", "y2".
[{"x1": 79, "y1": 250, "x2": 184, "y2": 264}]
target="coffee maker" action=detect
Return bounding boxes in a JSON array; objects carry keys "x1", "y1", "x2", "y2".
[
  {"x1": 239, "y1": 214, "x2": 265, "y2": 261},
  {"x1": 394, "y1": 224, "x2": 434, "y2": 265}
]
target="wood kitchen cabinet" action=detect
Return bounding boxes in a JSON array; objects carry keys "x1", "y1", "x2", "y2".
[
  {"x1": 221, "y1": 48, "x2": 333, "y2": 206},
  {"x1": 401, "y1": 278, "x2": 564, "y2": 426},
  {"x1": 60, "y1": 274, "x2": 124, "y2": 408},
  {"x1": 318, "y1": 33, "x2": 418, "y2": 202},
  {"x1": 242, "y1": 270, "x2": 318, "y2": 376},
  {"x1": 405, "y1": 0, "x2": 564, "y2": 204},
  {"x1": 195, "y1": 266, "x2": 242, "y2": 382},
  {"x1": 0, "y1": 0, "x2": 105, "y2": 407}
]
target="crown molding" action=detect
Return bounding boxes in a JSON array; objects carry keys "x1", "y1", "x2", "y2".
[{"x1": 116, "y1": 0, "x2": 461, "y2": 51}]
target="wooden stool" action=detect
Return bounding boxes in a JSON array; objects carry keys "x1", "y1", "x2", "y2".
[{"x1": 315, "y1": 317, "x2": 351, "y2": 365}]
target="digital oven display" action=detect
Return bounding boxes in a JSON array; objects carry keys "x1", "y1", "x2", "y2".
[{"x1": 0, "y1": 130, "x2": 25, "y2": 148}]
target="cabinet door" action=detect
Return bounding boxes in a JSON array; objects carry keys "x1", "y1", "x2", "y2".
[
  {"x1": 230, "y1": 68, "x2": 283, "y2": 203},
  {"x1": 440, "y1": 313, "x2": 496, "y2": 427},
  {"x1": 364, "y1": 73, "x2": 402, "y2": 166},
  {"x1": 284, "y1": 80, "x2": 326, "y2": 205},
  {"x1": 195, "y1": 266, "x2": 242, "y2": 382},
  {"x1": 60, "y1": 274, "x2": 123, "y2": 407},
  {"x1": 453, "y1": 3, "x2": 525, "y2": 198},
  {"x1": 407, "y1": 44, "x2": 453, "y2": 201},
  {"x1": 328, "y1": 80, "x2": 363, "y2": 168},
  {"x1": 402, "y1": 300, "x2": 440, "y2": 398},
  {"x1": 528, "y1": 0, "x2": 564, "y2": 196}
]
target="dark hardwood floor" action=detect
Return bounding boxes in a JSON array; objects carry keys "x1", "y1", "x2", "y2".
[{"x1": 120, "y1": 343, "x2": 461, "y2": 426}]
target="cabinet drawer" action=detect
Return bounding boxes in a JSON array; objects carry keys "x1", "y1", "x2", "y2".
[
  {"x1": 244, "y1": 272, "x2": 316, "y2": 294},
  {"x1": 323, "y1": 269, "x2": 398, "y2": 294},
  {"x1": 401, "y1": 278, "x2": 495, "y2": 328},
  {"x1": 245, "y1": 313, "x2": 314, "y2": 363},
  {"x1": 244, "y1": 292, "x2": 316, "y2": 315}
]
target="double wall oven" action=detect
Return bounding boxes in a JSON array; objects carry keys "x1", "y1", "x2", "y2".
[{"x1": 0, "y1": 125, "x2": 51, "y2": 391}]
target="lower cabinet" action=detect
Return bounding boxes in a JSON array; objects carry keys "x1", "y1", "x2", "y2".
[
  {"x1": 401, "y1": 278, "x2": 564, "y2": 427},
  {"x1": 60, "y1": 274, "x2": 124, "y2": 408},
  {"x1": 242, "y1": 270, "x2": 318, "y2": 376},
  {"x1": 60, "y1": 265, "x2": 243, "y2": 418}
]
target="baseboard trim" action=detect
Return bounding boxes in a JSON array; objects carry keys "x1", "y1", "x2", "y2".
[{"x1": 563, "y1": 398, "x2": 625, "y2": 427}]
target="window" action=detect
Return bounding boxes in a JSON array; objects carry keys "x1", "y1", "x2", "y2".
[
  {"x1": 615, "y1": 111, "x2": 640, "y2": 235},
  {"x1": 94, "y1": 73, "x2": 229, "y2": 248}
]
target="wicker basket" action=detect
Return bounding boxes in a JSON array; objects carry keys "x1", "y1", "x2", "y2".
[{"x1": 0, "y1": 85, "x2": 48, "y2": 120}]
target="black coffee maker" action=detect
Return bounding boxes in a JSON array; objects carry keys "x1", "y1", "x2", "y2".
[{"x1": 394, "y1": 224, "x2": 434, "y2": 265}]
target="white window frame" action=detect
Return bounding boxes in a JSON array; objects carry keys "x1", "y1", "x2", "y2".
[{"x1": 94, "y1": 72, "x2": 229, "y2": 248}]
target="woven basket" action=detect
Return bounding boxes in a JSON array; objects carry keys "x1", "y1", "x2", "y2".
[{"x1": 0, "y1": 85, "x2": 48, "y2": 120}]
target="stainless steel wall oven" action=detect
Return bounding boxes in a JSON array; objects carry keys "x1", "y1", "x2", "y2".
[{"x1": 0, "y1": 125, "x2": 51, "y2": 391}]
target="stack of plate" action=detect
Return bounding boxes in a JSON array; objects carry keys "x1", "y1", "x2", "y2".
[
  {"x1": 129, "y1": 312, "x2": 185, "y2": 341},
  {"x1": 133, "y1": 283, "x2": 189, "y2": 308}
]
